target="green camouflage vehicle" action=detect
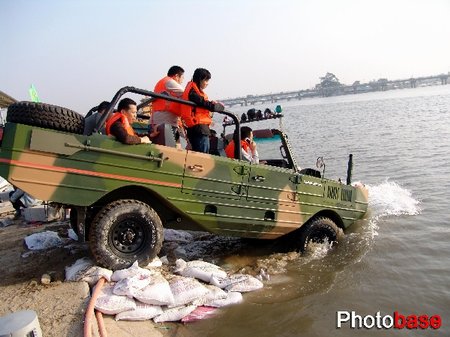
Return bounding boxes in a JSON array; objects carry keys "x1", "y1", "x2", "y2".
[{"x1": 0, "y1": 87, "x2": 368, "y2": 269}]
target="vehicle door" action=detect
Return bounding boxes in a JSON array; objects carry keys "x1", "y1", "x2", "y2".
[
  {"x1": 244, "y1": 133, "x2": 304, "y2": 238},
  {"x1": 182, "y1": 150, "x2": 247, "y2": 200}
]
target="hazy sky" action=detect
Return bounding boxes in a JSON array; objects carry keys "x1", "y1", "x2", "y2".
[{"x1": 1, "y1": 0, "x2": 449, "y2": 113}]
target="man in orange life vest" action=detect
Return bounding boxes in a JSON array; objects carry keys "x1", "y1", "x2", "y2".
[
  {"x1": 152, "y1": 65, "x2": 185, "y2": 143},
  {"x1": 105, "y1": 98, "x2": 151, "y2": 145},
  {"x1": 225, "y1": 126, "x2": 260, "y2": 164},
  {"x1": 180, "y1": 68, "x2": 224, "y2": 153}
]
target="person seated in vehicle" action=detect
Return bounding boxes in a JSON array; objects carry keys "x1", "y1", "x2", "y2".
[
  {"x1": 84, "y1": 101, "x2": 110, "y2": 135},
  {"x1": 209, "y1": 129, "x2": 221, "y2": 156},
  {"x1": 180, "y1": 68, "x2": 224, "y2": 153},
  {"x1": 105, "y1": 98, "x2": 151, "y2": 145},
  {"x1": 225, "y1": 126, "x2": 259, "y2": 164},
  {"x1": 151, "y1": 65, "x2": 185, "y2": 146}
]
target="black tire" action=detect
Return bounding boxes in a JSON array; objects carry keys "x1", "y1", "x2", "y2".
[
  {"x1": 297, "y1": 217, "x2": 341, "y2": 252},
  {"x1": 7, "y1": 101, "x2": 84, "y2": 134},
  {"x1": 89, "y1": 199, "x2": 163, "y2": 270}
]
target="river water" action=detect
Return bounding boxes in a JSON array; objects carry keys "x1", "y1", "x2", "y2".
[{"x1": 182, "y1": 85, "x2": 450, "y2": 336}]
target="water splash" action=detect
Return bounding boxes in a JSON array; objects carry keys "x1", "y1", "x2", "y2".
[
  {"x1": 304, "y1": 238, "x2": 334, "y2": 260},
  {"x1": 366, "y1": 179, "x2": 421, "y2": 217}
]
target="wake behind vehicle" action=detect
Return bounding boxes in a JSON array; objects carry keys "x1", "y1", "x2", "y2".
[{"x1": 0, "y1": 87, "x2": 368, "y2": 269}]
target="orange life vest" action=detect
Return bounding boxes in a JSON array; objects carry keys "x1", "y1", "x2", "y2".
[
  {"x1": 105, "y1": 113, "x2": 135, "y2": 136},
  {"x1": 180, "y1": 81, "x2": 212, "y2": 128},
  {"x1": 152, "y1": 76, "x2": 182, "y2": 116},
  {"x1": 225, "y1": 139, "x2": 249, "y2": 159}
]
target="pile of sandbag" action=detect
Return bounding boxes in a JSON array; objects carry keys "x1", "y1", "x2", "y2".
[{"x1": 66, "y1": 258, "x2": 264, "y2": 323}]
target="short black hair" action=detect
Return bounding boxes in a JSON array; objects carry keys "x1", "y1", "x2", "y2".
[
  {"x1": 192, "y1": 68, "x2": 211, "y2": 87},
  {"x1": 241, "y1": 126, "x2": 252, "y2": 139},
  {"x1": 118, "y1": 98, "x2": 136, "y2": 111},
  {"x1": 167, "y1": 65, "x2": 184, "y2": 77},
  {"x1": 98, "y1": 101, "x2": 110, "y2": 113}
]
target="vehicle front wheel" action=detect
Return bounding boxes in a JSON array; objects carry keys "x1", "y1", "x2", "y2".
[
  {"x1": 297, "y1": 217, "x2": 341, "y2": 252},
  {"x1": 89, "y1": 199, "x2": 163, "y2": 270}
]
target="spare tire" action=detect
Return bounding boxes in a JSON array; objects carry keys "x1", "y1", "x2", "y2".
[{"x1": 7, "y1": 101, "x2": 84, "y2": 134}]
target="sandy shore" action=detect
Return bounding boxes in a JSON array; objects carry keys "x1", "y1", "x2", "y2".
[{"x1": 0, "y1": 213, "x2": 180, "y2": 337}]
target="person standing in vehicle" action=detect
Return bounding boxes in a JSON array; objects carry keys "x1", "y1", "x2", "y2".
[
  {"x1": 151, "y1": 66, "x2": 185, "y2": 143},
  {"x1": 106, "y1": 98, "x2": 151, "y2": 145},
  {"x1": 225, "y1": 126, "x2": 259, "y2": 164},
  {"x1": 180, "y1": 68, "x2": 224, "y2": 153}
]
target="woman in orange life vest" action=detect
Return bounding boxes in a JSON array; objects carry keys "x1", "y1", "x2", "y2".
[
  {"x1": 180, "y1": 68, "x2": 224, "y2": 153},
  {"x1": 105, "y1": 98, "x2": 151, "y2": 145},
  {"x1": 225, "y1": 126, "x2": 260, "y2": 164}
]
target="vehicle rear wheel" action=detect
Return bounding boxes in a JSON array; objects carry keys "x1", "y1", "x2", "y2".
[
  {"x1": 297, "y1": 217, "x2": 340, "y2": 252},
  {"x1": 89, "y1": 199, "x2": 163, "y2": 270},
  {"x1": 7, "y1": 101, "x2": 84, "y2": 134}
]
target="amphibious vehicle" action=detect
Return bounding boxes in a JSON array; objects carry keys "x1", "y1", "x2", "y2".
[{"x1": 0, "y1": 87, "x2": 368, "y2": 269}]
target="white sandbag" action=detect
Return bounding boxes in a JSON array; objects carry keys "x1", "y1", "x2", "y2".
[
  {"x1": 115, "y1": 301, "x2": 163, "y2": 321},
  {"x1": 175, "y1": 259, "x2": 227, "y2": 283},
  {"x1": 181, "y1": 306, "x2": 218, "y2": 323},
  {"x1": 95, "y1": 284, "x2": 136, "y2": 315},
  {"x1": 211, "y1": 274, "x2": 263, "y2": 292},
  {"x1": 225, "y1": 274, "x2": 263, "y2": 292},
  {"x1": 192, "y1": 284, "x2": 227, "y2": 306},
  {"x1": 169, "y1": 276, "x2": 210, "y2": 307},
  {"x1": 134, "y1": 273, "x2": 175, "y2": 306},
  {"x1": 210, "y1": 274, "x2": 248, "y2": 289},
  {"x1": 203, "y1": 292, "x2": 243, "y2": 308},
  {"x1": 153, "y1": 305, "x2": 197, "y2": 323},
  {"x1": 24, "y1": 231, "x2": 63, "y2": 250},
  {"x1": 145, "y1": 256, "x2": 163, "y2": 268},
  {"x1": 111, "y1": 260, "x2": 152, "y2": 282},
  {"x1": 79, "y1": 266, "x2": 113, "y2": 286},
  {"x1": 113, "y1": 275, "x2": 152, "y2": 298},
  {"x1": 65, "y1": 257, "x2": 94, "y2": 281}
]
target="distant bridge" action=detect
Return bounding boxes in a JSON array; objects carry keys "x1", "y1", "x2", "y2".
[{"x1": 221, "y1": 73, "x2": 449, "y2": 107}]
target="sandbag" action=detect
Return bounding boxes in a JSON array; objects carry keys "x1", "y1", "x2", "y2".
[
  {"x1": 25, "y1": 231, "x2": 63, "y2": 250},
  {"x1": 203, "y1": 291, "x2": 243, "y2": 308},
  {"x1": 175, "y1": 259, "x2": 227, "y2": 283},
  {"x1": 181, "y1": 306, "x2": 218, "y2": 323},
  {"x1": 146, "y1": 256, "x2": 163, "y2": 268},
  {"x1": 169, "y1": 276, "x2": 210, "y2": 307},
  {"x1": 78, "y1": 266, "x2": 113, "y2": 286},
  {"x1": 192, "y1": 284, "x2": 227, "y2": 306},
  {"x1": 111, "y1": 260, "x2": 152, "y2": 282},
  {"x1": 115, "y1": 301, "x2": 163, "y2": 321},
  {"x1": 95, "y1": 284, "x2": 136, "y2": 315},
  {"x1": 65, "y1": 258, "x2": 93, "y2": 281},
  {"x1": 211, "y1": 274, "x2": 263, "y2": 292},
  {"x1": 113, "y1": 275, "x2": 152, "y2": 298},
  {"x1": 134, "y1": 273, "x2": 175, "y2": 306},
  {"x1": 153, "y1": 305, "x2": 197, "y2": 323}
]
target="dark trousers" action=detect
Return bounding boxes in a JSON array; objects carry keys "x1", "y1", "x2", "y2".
[{"x1": 187, "y1": 126, "x2": 210, "y2": 153}]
